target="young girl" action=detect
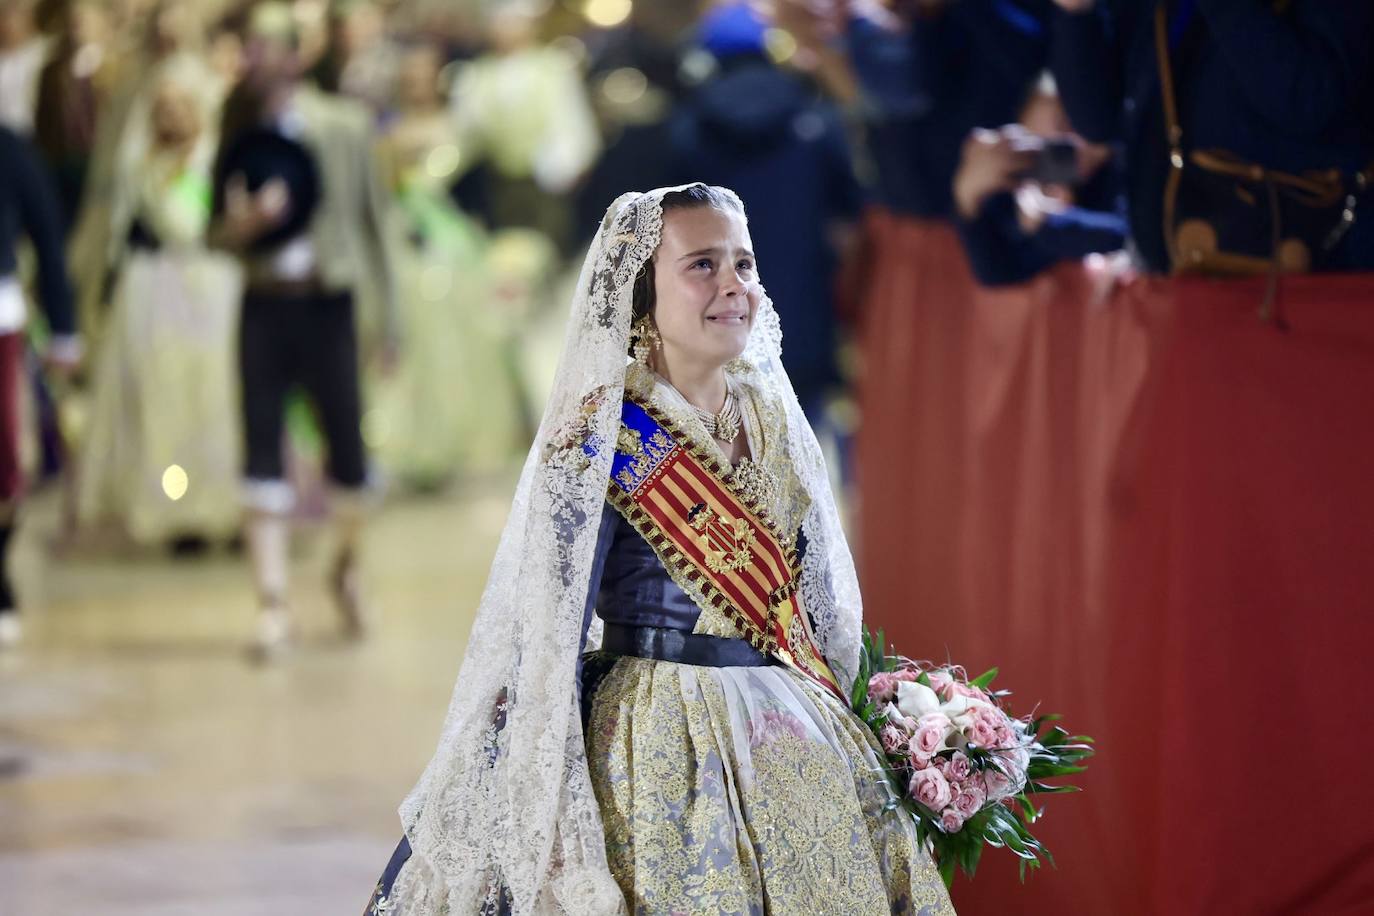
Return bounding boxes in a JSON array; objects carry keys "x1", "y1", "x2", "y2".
[{"x1": 368, "y1": 185, "x2": 955, "y2": 915}]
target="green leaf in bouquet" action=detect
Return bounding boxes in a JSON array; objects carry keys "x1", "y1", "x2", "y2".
[
  {"x1": 1027, "y1": 762, "x2": 1088, "y2": 777},
  {"x1": 914, "y1": 816, "x2": 932, "y2": 851},
  {"x1": 964, "y1": 835, "x2": 985, "y2": 875},
  {"x1": 1015, "y1": 793, "x2": 1040, "y2": 823},
  {"x1": 1037, "y1": 724, "x2": 1075, "y2": 747},
  {"x1": 862, "y1": 627, "x2": 888, "y2": 676},
  {"x1": 938, "y1": 855, "x2": 957, "y2": 888},
  {"x1": 851, "y1": 667, "x2": 869, "y2": 710},
  {"x1": 971, "y1": 667, "x2": 1000, "y2": 690},
  {"x1": 1027, "y1": 783, "x2": 1082, "y2": 795},
  {"x1": 983, "y1": 808, "x2": 1028, "y2": 854},
  {"x1": 1036, "y1": 726, "x2": 1095, "y2": 753}
]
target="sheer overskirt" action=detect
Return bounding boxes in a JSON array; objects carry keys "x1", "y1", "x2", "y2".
[{"x1": 588, "y1": 658, "x2": 954, "y2": 915}]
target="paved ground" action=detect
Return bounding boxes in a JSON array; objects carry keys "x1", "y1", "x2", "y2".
[{"x1": 0, "y1": 478, "x2": 515, "y2": 914}]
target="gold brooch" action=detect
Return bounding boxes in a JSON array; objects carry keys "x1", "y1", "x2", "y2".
[{"x1": 731, "y1": 457, "x2": 779, "y2": 512}]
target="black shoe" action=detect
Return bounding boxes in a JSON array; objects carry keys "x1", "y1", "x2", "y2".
[{"x1": 168, "y1": 535, "x2": 212, "y2": 558}]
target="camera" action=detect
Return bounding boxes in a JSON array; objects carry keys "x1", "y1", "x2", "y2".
[{"x1": 1024, "y1": 137, "x2": 1081, "y2": 187}]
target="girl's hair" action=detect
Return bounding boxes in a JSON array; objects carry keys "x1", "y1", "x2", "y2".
[{"x1": 629, "y1": 184, "x2": 744, "y2": 330}]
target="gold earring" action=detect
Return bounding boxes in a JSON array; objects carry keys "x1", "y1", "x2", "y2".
[{"x1": 632, "y1": 315, "x2": 660, "y2": 364}]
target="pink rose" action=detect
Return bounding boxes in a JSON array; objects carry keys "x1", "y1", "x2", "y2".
[
  {"x1": 868, "y1": 672, "x2": 901, "y2": 704},
  {"x1": 967, "y1": 719, "x2": 1000, "y2": 747},
  {"x1": 1000, "y1": 745, "x2": 1032, "y2": 775},
  {"x1": 892, "y1": 667, "x2": 921, "y2": 683},
  {"x1": 927, "y1": 670, "x2": 955, "y2": 702},
  {"x1": 993, "y1": 725, "x2": 1017, "y2": 750},
  {"x1": 952, "y1": 682, "x2": 987, "y2": 701},
  {"x1": 879, "y1": 723, "x2": 908, "y2": 756},
  {"x1": 912, "y1": 713, "x2": 951, "y2": 757},
  {"x1": 909, "y1": 734, "x2": 937, "y2": 768},
  {"x1": 983, "y1": 767, "x2": 1014, "y2": 802},
  {"x1": 961, "y1": 708, "x2": 1005, "y2": 747},
  {"x1": 939, "y1": 807, "x2": 966, "y2": 834},
  {"x1": 946, "y1": 751, "x2": 972, "y2": 783},
  {"x1": 909, "y1": 766, "x2": 953, "y2": 812},
  {"x1": 952, "y1": 779, "x2": 986, "y2": 819}
]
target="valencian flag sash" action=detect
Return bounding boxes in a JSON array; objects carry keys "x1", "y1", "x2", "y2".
[{"x1": 592, "y1": 395, "x2": 844, "y2": 700}]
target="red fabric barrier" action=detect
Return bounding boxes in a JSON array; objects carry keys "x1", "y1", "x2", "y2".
[{"x1": 857, "y1": 223, "x2": 1374, "y2": 914}]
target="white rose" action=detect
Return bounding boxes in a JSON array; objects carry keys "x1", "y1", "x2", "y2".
[
  {"x1": 941, "y1": 692, "x2": 994, "y2": 719},
  {"x1": 895, "y1": 680, "x2": 942, "y2": 720}
]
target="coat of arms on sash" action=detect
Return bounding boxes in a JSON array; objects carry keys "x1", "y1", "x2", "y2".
[{"x1": 688, "y1": 504, "x2": 757, "y2": 574}]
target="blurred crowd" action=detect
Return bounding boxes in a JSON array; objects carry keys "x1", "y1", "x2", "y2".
[{"x1": 0, "y1": 0, "x2": 1369, "y2": 650}]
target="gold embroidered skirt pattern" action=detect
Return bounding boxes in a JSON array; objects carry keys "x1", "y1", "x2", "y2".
[{"x1": 587, "y1": 659, "x2": 955, "y2": 915}]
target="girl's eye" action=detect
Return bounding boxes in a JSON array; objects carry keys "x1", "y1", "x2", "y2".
[
  {"x1": 692, "y1": 259, "x2": 713, "y2": 270},
  {"x1": 737, "y1": 260, "x2": 755, "y2": 272}
]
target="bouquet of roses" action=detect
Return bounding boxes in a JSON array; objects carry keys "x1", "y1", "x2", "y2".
[{"x1": 852, "y1": 628, "x2": 1093, "y2": 887}]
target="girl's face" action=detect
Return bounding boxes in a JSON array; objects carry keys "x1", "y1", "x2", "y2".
[{"x1": 650, "y1": 205, "x2": 760, "y2": 374}]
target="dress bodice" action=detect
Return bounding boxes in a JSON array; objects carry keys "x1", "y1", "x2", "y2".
[{"x1": 591, "y1": 504, "x2": 701, "y2": 633}]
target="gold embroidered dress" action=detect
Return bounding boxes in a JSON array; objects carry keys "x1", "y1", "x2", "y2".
[
  {"x1": 364, "y1": 185, "x2": 949, "y2": 916},
  {"x1": 577, "y1": 364, "x2": 952, "y2": 914}
]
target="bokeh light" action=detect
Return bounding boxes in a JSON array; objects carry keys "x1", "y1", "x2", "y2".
[
  {"x1": 583, "y1": 0, "x2": 632, "y2": 29},
  {"x1": 425, "y1": 143, "x2": 461, "y2": 180},
  {"x1": 161, "y1": 465, "x2": 189, "y2": 501},
  {"x1": 601, "y1": 67, "x2": 647, "y2": 106},
  {"x1": 764, "y1": 28, "x2": 798, "y2": 65}
]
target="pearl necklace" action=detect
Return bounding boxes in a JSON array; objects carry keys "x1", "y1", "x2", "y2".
[
  {"x1": 656, "y1": 373, "x2": 743, "y2": 444},
  {"x1": 688, "y1": 389, "x2": 742, "y2": 444}
]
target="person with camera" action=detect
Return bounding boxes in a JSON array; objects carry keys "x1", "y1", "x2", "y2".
[
  {"x1": 1048, "y1": 0, "x2": 1374, "y2": 277},
  {"x1": 954, "y1": 78, "x2": 1125, "y2": 286}
]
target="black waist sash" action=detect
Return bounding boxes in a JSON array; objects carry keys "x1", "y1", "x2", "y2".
[{"x1": 600, "y1": 623, "x2": 772, "y2": 668}]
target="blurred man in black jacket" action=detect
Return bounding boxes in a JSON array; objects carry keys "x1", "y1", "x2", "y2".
[
  {"x1": 0, "y1": 124, "x2": 81, "y2": 647},
  {"x1": 1049, "y1": 0, "x2": 1374, "y2": 272}
]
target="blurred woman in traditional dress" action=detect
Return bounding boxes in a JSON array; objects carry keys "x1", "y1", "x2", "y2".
[
  {"x1": 67, "y1": 0, "x2": 220, "y2": 335},
  {"x1": 73, "y1": 58, "x2": 242, "y2": 551},
  {"x1": 368, "y1": 42, "x2": 521, "y2": 488},
  {"x1": 365, "y1": 185, "x2": 955, "y2": 915},
  {"x1": 447, "y1": 2, "x2": 599, "y2": 252}
]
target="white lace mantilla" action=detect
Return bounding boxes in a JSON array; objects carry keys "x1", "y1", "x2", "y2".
[{"x1": 388, "y1": 186, "x2": 865, "y2": 914}]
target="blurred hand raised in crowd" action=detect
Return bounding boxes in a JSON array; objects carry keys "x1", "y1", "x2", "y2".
[
  {"x1": 221, "y1": 174, "x2": 290, "y2": 250},
  {"x1": 954, "y1": 128, "x2": 1037, "y2": 220},
  {"x1": 1014, "y1": 183, "x2": 1071, "y2": 234}
]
